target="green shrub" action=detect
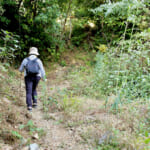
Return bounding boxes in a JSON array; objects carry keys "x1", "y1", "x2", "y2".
[
  {"x1": 0, "y1": 30, "x2": 20, "y2": 62},
  {"x1": 59, "y1": 94, "x2": 82, "y2": 113}
]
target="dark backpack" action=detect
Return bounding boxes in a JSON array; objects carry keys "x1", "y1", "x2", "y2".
[{"x1": 26, "y1": 58, "x2": 39, "y2": 76}]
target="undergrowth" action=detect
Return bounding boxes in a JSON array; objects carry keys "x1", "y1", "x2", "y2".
[{"x1": 93, "y1": 29, "x2": 150, "y2": 101}]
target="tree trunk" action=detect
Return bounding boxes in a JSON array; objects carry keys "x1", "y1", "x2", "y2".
[
  {"x1": 33, "y1": 0, "x2": 37, "y2": 19},
  {"x1": 60, "y1": 0, "x2": 72, "y2": 40},
  {"x1": 101, "y1": 19, "x2": 109, "y2": 44},
  {"x1": 68, "y1": 9, "x2": 72, "y2": 45},
  {"x1": 69, "y1": 13, "x2": 72, "y2": 40},
  {"x1": 18, "y1": 0, "x2": 23, "y2": 11}
]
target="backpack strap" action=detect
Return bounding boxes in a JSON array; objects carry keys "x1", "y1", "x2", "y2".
[
  {"x1": 34, "y1": 58, "x2": 39, "y2": 69},
  {"x1": 26, "y1": 57, "x2": 30, "y2": 67},
  {"x1": 33, "y1": 58, "x2": 39, "y2": 69},
  {"x1": 34, "y1": 57, "x2": 38, "y2": 61},
  {"x1": 27, "y1": 57, "x2": 38, "y2": 62}
]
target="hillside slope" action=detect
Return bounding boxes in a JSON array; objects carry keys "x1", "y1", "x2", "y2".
[{"x1": 0, "y1": 51, "x2": 150, "y2": 150}]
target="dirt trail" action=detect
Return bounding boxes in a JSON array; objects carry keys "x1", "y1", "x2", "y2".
[
  {"x1": 26, "y1": 63, "x2": 124, "y2": 150},
  {"x1": 32, "y1": 105, "x2": 86, "y2": 150},
  {"x1": 32, "y1": 108, "x2": 73, "y2": 149},
  {"x1": 30, "y1": 66, "x2": 91, "y2": 150}
]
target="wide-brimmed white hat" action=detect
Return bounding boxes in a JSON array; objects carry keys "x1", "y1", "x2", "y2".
[{"x1": 29, "y1": 47, "x2": 39, "y2": 55}]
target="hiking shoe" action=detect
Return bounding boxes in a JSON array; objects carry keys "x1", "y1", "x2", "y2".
[
  {"x1": 27, "y1": 106, "x2": 32, "y2": 112},
  {"x1": 33, "y1": 103, "x2": 37, "y2": 108}
]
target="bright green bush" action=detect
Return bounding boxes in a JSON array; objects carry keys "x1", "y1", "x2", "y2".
[{"x1": 0, "y1": 30, "x2": 20, "y2": 62}]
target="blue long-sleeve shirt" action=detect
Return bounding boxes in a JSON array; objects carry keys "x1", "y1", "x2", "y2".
[{"x1": 19, "y1": 55, "x2": 46, "y2": 79}]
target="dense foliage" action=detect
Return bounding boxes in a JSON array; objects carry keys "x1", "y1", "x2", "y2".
[
  {"x1": 0, "y1": 0, "x2": 63, "y2": 61},
  {"x1": 0, "y1": 0, "x2": 150, "y2": 96},
  {"x1": 92, "y1": 0, "x2": 149, "y2": 44},
  {"x1": 92, "y1": 0, "x2": 150, "y2": 102},
  {"x1": 1, "y1": 0, "x2": 149, "y2": 61},
  {"x1": 0, "y1": 0, "x2": 124, "y2": 61}
]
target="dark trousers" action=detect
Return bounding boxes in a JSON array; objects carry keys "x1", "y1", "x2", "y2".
[{"x1": 25, "y1": 76, "x2": 41, "y2": 107}]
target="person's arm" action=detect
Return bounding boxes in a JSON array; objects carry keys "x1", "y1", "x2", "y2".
[
  {"x1": 19, "y1": 58, "x2": 27, "y2": 72},
  {"x1": 38, "y1": 59, "x2": 46, "y2": 80}
]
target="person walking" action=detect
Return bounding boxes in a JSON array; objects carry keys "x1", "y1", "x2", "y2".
[{"x1": 19, "y1": 47, "x2": 46, "y2": 112}]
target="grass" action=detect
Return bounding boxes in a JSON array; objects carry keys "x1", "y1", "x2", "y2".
[{"x1": 59, "y1": 94, "x2": 83, "y2": 113}]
